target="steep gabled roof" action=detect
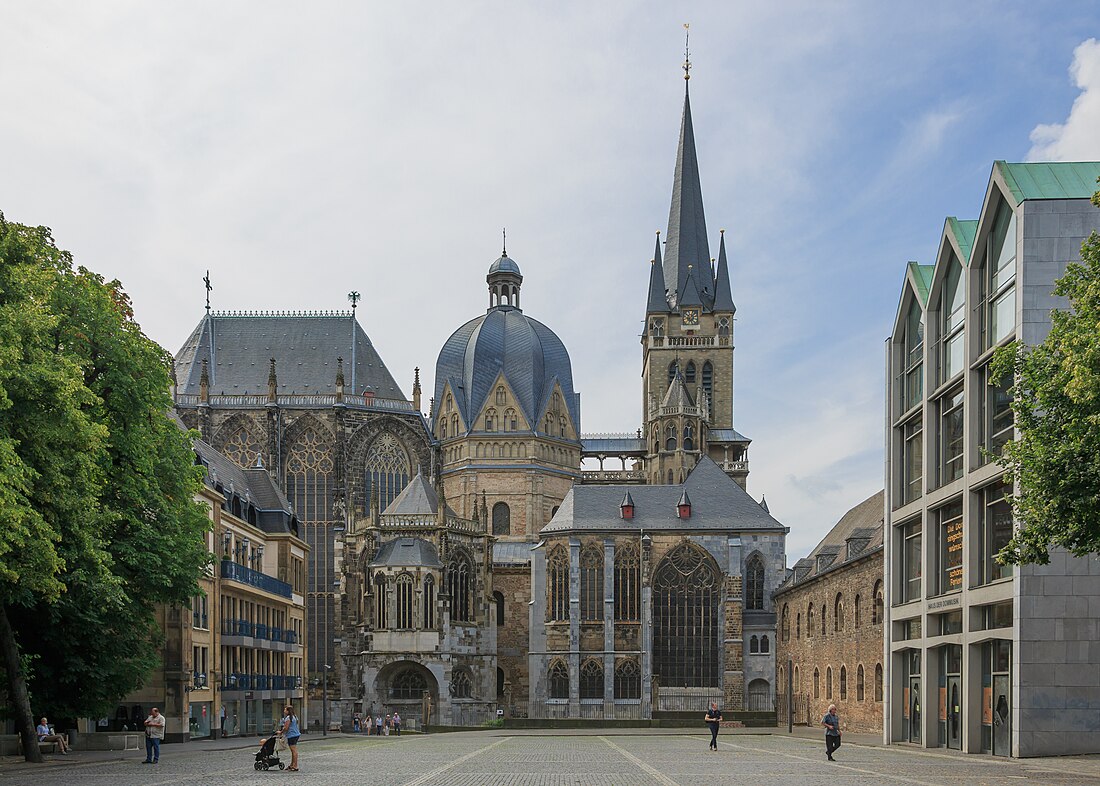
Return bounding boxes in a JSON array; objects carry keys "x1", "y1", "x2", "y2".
[
  {"x1": 382, "y1": 470, "x2": 440, "y2": 516},
  {"x1": 712, "y1": 231, "x2": 735, "y2": 313},
  {"x1": 369, "y1": 537, "x2": 443, "y2": 569},
  {"x1": 946, "y1": 217, "x2": 978, "y2": 265},
  {"x1": 996, "y1": 161, "x2": 1100, "y2": 204}
]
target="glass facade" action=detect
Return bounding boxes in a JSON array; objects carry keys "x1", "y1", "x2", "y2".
[
  {"x1": 935, "y1": 500, "x2": 963, "y2": 595},
  {"x1": 977, "y1": 481, "x2": 1013, "y2": 584}
]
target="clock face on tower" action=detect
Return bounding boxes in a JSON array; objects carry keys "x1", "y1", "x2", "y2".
[{"x1": 682, "y1": 308, "x2": 700, "y2": 326}]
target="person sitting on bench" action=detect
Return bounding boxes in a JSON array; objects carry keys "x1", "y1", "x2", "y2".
[{"x1": 36, "y1": 717, "x2": 70, "y2": 754}]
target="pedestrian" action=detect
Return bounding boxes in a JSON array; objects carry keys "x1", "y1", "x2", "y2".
[
  {"x1": 353, "y1": 712, "x2": 361, "y2": 733},
  {"x1": 375, "y1": 714, "x2": 383, "y2": 736},
  {"x1": 36, "y1": 717, "x2": 71, "y2": 754},
  {"x1": 220, "y1": 704, "x2": 227, "y2": 738},
  {"x1": 822, "y1": 703, "x2": 841, "y2": 761},
  {"x1": 279, "y1": 704, "x2": 301, "y2": 772},
  {"x1": 142, "y1": 707, "x2": 165, "y2": 763},
  {"x1": 384, "y1": 713, "x2": 391, "y2": 736},
  {"x1": 704, "y1": 702, "x2": 722, "y2": 751},
  {"x1": 392, "y1": 711, "x2": 401, "y2": 736}
]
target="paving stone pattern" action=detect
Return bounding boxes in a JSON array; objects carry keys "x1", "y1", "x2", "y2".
[{"x1": 6, "y1": 732, "x2": 1100, "y2": 785}]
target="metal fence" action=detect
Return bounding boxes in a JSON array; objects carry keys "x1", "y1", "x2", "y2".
[
  {"x1": 776, "y1": 692, "x2": 813, "y2": 726},
  {"x1": 507, "y1": 700, "x2": 646, "y2": 721},
  {"x1": 655, "y1": 688, "x2": 724, "y2": 713}
]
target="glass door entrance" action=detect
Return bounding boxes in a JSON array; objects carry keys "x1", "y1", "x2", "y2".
[
  {"x1": 938, "y1": 644, "x2": 962, "y2": 750},
  {"x1": 981, "y1": 640, "x2": 1012, "y2": 756},
  {"x1": 906, "y1": 650, "x2": 922, "y2": 744}
]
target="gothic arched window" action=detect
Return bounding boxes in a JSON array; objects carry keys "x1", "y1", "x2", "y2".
[
  {"x1": 492, "y1": 502, "x2": 510, "y2": 536},
  {"x1": 496, "y1": 386, "x2": 506, "y2": 405},
  {"x1": 440, "y1": 419, "x2": 447, "y2": 439},
  {"x1": 834, "y1": 593, "x2": 844, "y2": 631},
  {"x1": 761, "y1": 634, "x2": 770, "y2": 653},
  {"x1": 392, "y1": 668, "x2": 427, "y2": 701},
  {"x1": 683, "y1": 424, "x2": 694, "y2": 451},
  {"x1": 653, "y1": 543, "x2": 720, "y2": 687},
  {"x1": 493, "y1": 590, "x2": 505, "y2": 626},
  {"x1": 396, "y1": 573, "x2": 414, "y2": 629},
  {"x1": 221, "y1": 425, "x2": 262, "y2": 468},
  {"x1": 745, "y1": 555, "x2": 765, "y2": 610},
  {"x1": 447, "y1": 550, "x2": 473, "y2": 623},
  {"x1": 374, "y1": 573, "x2": 388, "y2": 630},
  {"x1": 665, "y1": 422, "x2": 677, "y2": 451},
  {"x1": 580, "y1": 659, "x2": 603, "y2": 699},
  {"x1": 547, "y1": 546, "x2": 569, "y2": 622},
  {"x1": 796, "y1": 612, "x2": 801, "y2": 639},
  {"x1": 702, "y1": 361, "x2": 714, "y2": 407},
  {"x1": 667, "y1": 470, "x2": 674, "y2": 485},
  {"x1": 840, "y1": 666, "x2": 847, "y2": 701},
  {"x1": 614, "y1": 543, "x2": 640, "y2": 622},
  {"x1": 781, "y1": 605, "x2": 790, "y2": 642},
  {"x1": 422, "y1": 574, "x2": 436, "y2": 629},
  {"x1": 614, "y1": 659, "x2": 641, "y2": 700},
  {"x1": 873, "y1": 581, "x2": 884, "y2": 625},
  {"x1": 750, "y1": 635, "x2": 759, "y2": 653},
  {"x1": 364, "y1": 433, "x2": 411, "y2": 514},
  {"x1": 854, "y1": 594, "x2": 861, "y2": 628},
  {"x1": 875, "y1": 663, "x2": 883, "y2": 702},
  {"x1": 807, "y1": 604, "x2": 815, "y2": 638},
  {"x1": 560, "y1": 415, "x2": 567, "y2": 438},
  {"x1": 284, "y1": 424, "x2": 335, "y2": 673},
  {"x1": 718, "y1": 317, "x2": 730, "y2": 338},
  {"x1": 826, "y1": 666, "x2": 833, "y2": 699},
  {"x1": 485, "y1": 408, "x2": 496, "y2": 432},
  {"x1": 580, "y1": 546, "x2": 603, "y2": 621},
  {"x1": 451, "y1": 669, "x2": 472, "y2": 699},
  {"x1": 548, "y1": 660, "x2": 569, "y2": 700},
  {"x1": 685, "y1": 361, "x2": 696, "y2": 384},
  {"x1": 857, "y1": 664, "x2": 865, "y2": 702},
  {"x1": 505, "y1": 408, "x2": 517, "y2": 431},
  {"x1": 668, "y1": 360, "x2": 679, "y2": 384},
  {"x1": 813, "y1": 668, "x2": 820, "y2": 699},
  {"x1": 451, "y1": 414, "x2": 459, "y2": 436}
]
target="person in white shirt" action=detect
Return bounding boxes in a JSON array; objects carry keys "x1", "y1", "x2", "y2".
[{"x1": 143, "y1": 707, "x2": 166, "y2": 763}]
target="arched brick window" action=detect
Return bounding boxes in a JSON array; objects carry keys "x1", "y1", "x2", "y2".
[
  {"x1": 549, "y1": 660, "x2": 569, "y2": 700},
  {"x1": 857, "y1": 665, "x2": 865, "y2": 701},
  {"x1": 745, "y1": 555, "x2": 765, "y2": 610},
  {"x1": 580, "y1": 659, "x2": 603, "y2": 700},
  {"x1": 492, "y1": 502, "x2": 510, "y2": 536}
]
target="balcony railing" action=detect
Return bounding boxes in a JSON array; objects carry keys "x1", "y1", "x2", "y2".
[
  {"x1": 220, "y1": 559, "x2": 292, "y2": 598},
  {"x1": 221, "y1": 673, "x2": 304, "y2": 692},
  {"x1": 176, "y1": 393, "x2": 415, "y2": 412},
  {"x1": 221, "y1": 618, "x2": 299, "y2": 644}
]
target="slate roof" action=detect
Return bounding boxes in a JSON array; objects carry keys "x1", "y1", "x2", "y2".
[
  {"x1": 542, "y1": 456, "x2": 785, "y2": 534},
  {"x1": 712, "y1": 231, "x2": 736, "y2": 314},
  {"x1": 709, "y1": 428, "x2": 750, "y2": 444},
  {"x1": 493, "y1": 540, "x2": 534, "y2": 566},
  {"x1": 488, "y1": 255, "x2": 522, "y2": 276},
  {"x1": 581, "y1": 436, "x2": 646, "y2": 453},
  {"x1": 775, "y1": 490, "x2": 883, "y2": 594},
  {"x1": 996, "y1": 161, "x2": 1100, "y2": 204},
  {"x1": 434, "y1": 299, "x2": 580, "y2": 432},
  {"x1": 175, "y1": 313, "x2": 405, "y2": 399},
  {"x1": 194, "y1": 438, "x2": 299, "y2": 535},
  {"x1": 382, "y1": 471, "x2": 439, "y2": 516},
  {"x1": 369, "y1": 537, "x2": 443, "y2": 569}
]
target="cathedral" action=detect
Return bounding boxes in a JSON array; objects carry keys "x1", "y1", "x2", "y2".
[{"x1": 172, "y1": 65, "x2": 787, "y2": 728}]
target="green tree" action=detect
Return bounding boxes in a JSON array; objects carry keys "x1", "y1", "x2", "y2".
[
  {"x1": 0, "y1": 213, "x2": 211, "y2": 762},
  {"x1": 992, "y1": 187, "x2": 1100, "y2": 565}
]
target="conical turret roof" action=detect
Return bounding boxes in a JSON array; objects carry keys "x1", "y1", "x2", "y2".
[{"x1": 663, "y1": 85, "x2": 712, "y2": 309}]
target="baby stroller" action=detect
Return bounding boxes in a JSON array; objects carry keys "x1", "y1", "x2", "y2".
[{"x1": 253, "y1": 731, "x2": 285, "y2": 771}]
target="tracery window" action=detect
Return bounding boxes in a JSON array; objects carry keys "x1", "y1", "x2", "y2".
[
  {"x1": 492, "y1": 502, "x2": 511, "y2": 536},
  {"x1": 580, "y1": 659, "x2": 603, "y2": 699},
  {"x1": 284, "y1": 424, "x2": 334, "y2": 673},
  {"x1": 396, "y1": 573, "x2": 414, "y2": 629},
  {"x1": 614, "y1": 659, "x2": 641, "y2": 700},
  {"x1": 221, "y1": 426, "x2": 262, "y2": 468},
  {"x1": 745, "y1": 555, "x2": 765, "y2": 610},
  {"x1": 392, "y1": 668, "x2": 427, "y2": 701},
  {"x1": 549, "y1": 660, "x2": 569, "y2": 700},
  {"x1": 496, "y1": 386, "x2": 506, "y2": 405},
  {"x1": 440, "y1": 420, "x2": 447, "y2": 438},
  {"x1": 374, "y1": 574, "x2": 388, "y2": 630},
  {"x1": 451, "y1": 669, "x2": 472, "y2": 699},
  {"x1": 364, "y1": 433, "x2": 411, "y2": 514},
  {"x1": 650, "y1": 318, "x2": 664, "y2": 338},
  {"x1": 653, "y1": 543, "x2": 720, "y2": 688},
  {"x1": 685, "y1": 361, "x2": 696, "y2": 384},
  {"x1": 580, "y1": 547, "x2": 604, "y2": 621},
  {"x1": 485, "y1": 408, "x2": 497, "y2": 431},
  {"x1": 505, "y1": 408, "x2": 517, "y2": 431},
  {"x1": 451, "y1": 414, "x2": 459, "y2": 436},
  {"x1": 614, "y1": 544, "x2": 640, "y2": 622},
  {"x1": 447, "y1": 550, "x2": 473, "y2": 623},
  {"x1": 547, "y1": 546, "x2": 569, "y2": 621},
  {"x1": 422, "y1": 574, "x2": 436, "y2": 629},
  {"x1": 560, "y1": 415, "x2": 567, "y2": 438},
  {"x1": 683, "y1": 424, "x2": 694, "y2": 451},
  {"x1": 717, "y1": 317, "x2": 730, "y2": 338},
  {"x1": 665, "y1": 422, "x2": 677, "y2": 451}
]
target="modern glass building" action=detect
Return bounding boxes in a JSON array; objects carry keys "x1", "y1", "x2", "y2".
[{"x1": 884, "y1": 161, "x2": 1100, "y2": 757}]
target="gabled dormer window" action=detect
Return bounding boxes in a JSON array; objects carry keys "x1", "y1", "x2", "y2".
[{"x1": 677, "y1": 491, "x2": 691, "y2": 519}]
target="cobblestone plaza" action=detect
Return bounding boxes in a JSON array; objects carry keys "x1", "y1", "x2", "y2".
[{"x1": 6, "y1": 731, "x2": 1100, "y2": 785}]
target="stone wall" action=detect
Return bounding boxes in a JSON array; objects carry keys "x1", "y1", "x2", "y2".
[
  {"x1": 494, "y1": 567, "x2": 533, "y2": 699},
  {"x1": 775, "y1": 550, "x2": 884, "y2": 733}
]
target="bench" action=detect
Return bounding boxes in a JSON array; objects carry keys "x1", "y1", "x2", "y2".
[{"x1": 38, "y1": 740, "x2": 60, "y2": 754}]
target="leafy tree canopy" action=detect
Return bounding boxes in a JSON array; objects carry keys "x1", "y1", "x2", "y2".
[
  {"x1": 0, "y1": 213, "x2": 211, "y2": 752},
  {"x1": 992, "y1": 187, "x2": 1100, "y2": 564}
]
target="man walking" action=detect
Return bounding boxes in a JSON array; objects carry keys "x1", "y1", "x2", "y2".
[
  {"x1": 822, "y1": 704, "x2": 841, "y2": 761},
  {"x1": 143, "y1": 707, "x2": 165, "y2": 764},
  {"x1": 704, "y1": 702, "x2": 722, "y2": 751}
]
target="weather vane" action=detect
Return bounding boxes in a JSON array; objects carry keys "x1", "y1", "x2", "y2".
[
  {"x1": 502, "y1": 227, "x2": 507, "y2": 257},
  {"x1": 204, "y1": 270, "x2": 213, "y2": 313},
  {"x1": 683, "y1": 23, "x2": 691, "y2": 81},
  {"x1": 347, "y1": 291, "x2": 361, "y2": 312}
]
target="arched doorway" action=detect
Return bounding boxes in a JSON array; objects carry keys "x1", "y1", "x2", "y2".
[
  {"x1": 747, "y1": 678, "x2": 772, "y2": 711},
  {"x1": 375, "y1": 661, "x2": 439, "y2": 730},
  {"x1": 652, "y1": 542, "x2": 720, "y2": 694}
]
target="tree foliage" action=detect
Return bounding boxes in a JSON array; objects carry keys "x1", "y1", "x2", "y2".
[
  {"x1": 0, "y1": 213, "x2": 211, "y2": 757},
  {"x1": 991, "y1": 188, "x2": 1100, "y2": 564}
]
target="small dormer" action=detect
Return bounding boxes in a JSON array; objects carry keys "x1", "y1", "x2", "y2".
[
  {"x1": 815, "y1": 547, "x2": 839, "y2": 573},
  {"x1": 677, "y1": 490, "x2": 692, "y2": 519},
  {"x1": 620, "y1": 492, "x2": 635, "y2": 520}
]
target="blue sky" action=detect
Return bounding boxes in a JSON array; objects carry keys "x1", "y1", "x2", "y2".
[{"x1": 2, "y1": 2, "x2": 1099, "y2": 559}]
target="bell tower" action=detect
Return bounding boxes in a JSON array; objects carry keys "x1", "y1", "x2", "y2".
[{"x1": 641, "y1": 64, "x2": 749, "y2": 488}]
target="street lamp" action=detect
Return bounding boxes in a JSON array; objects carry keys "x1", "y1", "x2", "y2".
[{"x1": 322, "y1": 664, "x2": 333, "y2": 736}]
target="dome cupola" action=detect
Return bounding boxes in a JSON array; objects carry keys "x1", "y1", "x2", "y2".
[{"x1": 487, "y1": 235, "x2": 523, "y2": 309}]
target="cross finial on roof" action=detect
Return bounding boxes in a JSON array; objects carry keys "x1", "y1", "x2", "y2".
[
  {"x1": 204, "y1": 270, "x2": 213, "y2": 313},
  {"x1": 682, "y1": 23, "x2": 691, "y2": 81},
  {"x1": 502, "y1": 227, "x2": 507, "y2": 257}
]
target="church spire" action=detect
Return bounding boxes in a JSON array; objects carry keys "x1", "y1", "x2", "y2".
[
  {"x1": 713, "y1": 229, "x2": 735, "y2": 313},
  {"x1": 646, "y1": 231, "x2": 668, "y2": 313},
  {"x1": 663, "y1": 74, "x2": 711, "y2": 309}
]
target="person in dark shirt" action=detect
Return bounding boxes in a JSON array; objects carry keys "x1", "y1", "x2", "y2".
[
  {"x1": 822, "y1": 704, "x2": 841, "y2": 761},
  {"x1": 704, "y1": 702, "x2": 723, "y2": 751}
]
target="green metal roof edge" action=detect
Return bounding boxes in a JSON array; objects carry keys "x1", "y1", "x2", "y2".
[
  {"x1": 946, "y1": 217, "x2": 978, "y2": 265},
  {"x1": 907, "y1": 262, "x2": 934, "y2": 305},
  {"x1": 996, "y1": 161, "x2": 1100, "y2": 204}
]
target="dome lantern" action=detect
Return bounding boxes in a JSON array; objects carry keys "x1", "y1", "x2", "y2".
[{"x1": 487, "y1": 242, "x2": 523, "y2": 310}]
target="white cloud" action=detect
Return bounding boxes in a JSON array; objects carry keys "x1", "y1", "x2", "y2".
[{"x1": 1028, "y1": 38, "x2": 1100, "y2": 161}]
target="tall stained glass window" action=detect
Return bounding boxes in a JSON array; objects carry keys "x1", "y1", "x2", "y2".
[
  {"x1": 653, "y1": 543, "x2": 720, "y2": 687},
  {"x1": 364, "y1": 433, "x2": 411, "y2": 513}
]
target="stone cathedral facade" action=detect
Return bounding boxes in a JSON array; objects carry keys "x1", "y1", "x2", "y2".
[{"x1": 172, "y1": 66, "x2": 787, "y2": 728}]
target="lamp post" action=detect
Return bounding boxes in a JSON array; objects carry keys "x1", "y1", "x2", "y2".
[{"x1": 322, "y1": 664, "x2": 332, "y2": 736}]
